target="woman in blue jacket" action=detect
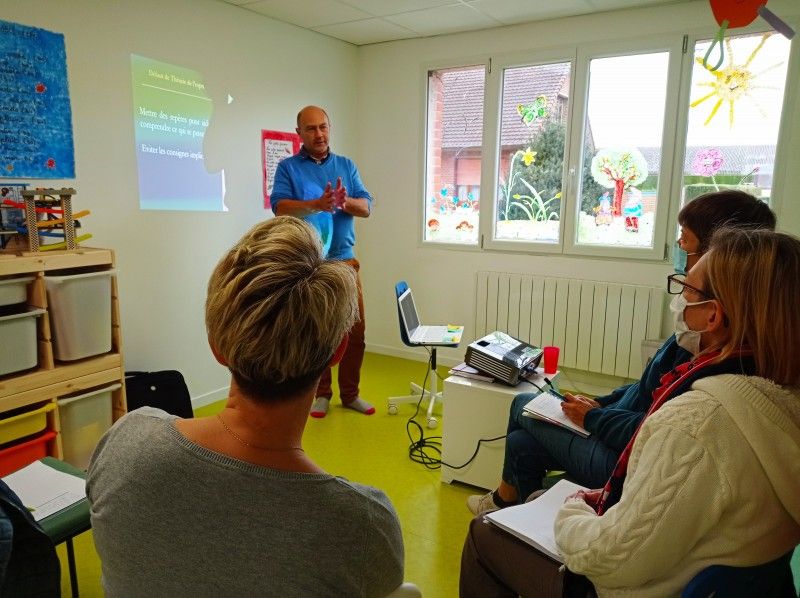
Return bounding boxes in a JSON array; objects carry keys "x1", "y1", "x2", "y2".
[{"x1": 468, "y1": 189, "x2": 775, "y2": 515}]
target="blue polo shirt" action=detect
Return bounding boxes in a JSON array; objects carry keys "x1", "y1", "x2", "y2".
[{"x1": 271, "y1": 148, "x2": 371, "y2": 260}]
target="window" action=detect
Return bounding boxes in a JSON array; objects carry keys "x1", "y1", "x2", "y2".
[
  {"x1": 680, "y1": 32, "x2": 791, "y2": 208},
  {"x1": 495, "y1": 62, "x2": 572, "y2": 244},
  {"x1": 424, "y1": 65, "x2": 485, "y2": 245},
  {"x1": 422, "y1": 31, "x2": 792, "y2": 259},
  {"x1": 574, "y1": 52, "x2": 670, "y2": 248}
]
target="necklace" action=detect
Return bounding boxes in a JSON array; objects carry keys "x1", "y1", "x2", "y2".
[{"x1": 216, "y1": 413, "x2": 304, "y2": 453}]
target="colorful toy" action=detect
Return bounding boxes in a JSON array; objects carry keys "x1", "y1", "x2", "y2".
[{"x1": 11, "y1": 188, "x2": 92, "y2": 252}]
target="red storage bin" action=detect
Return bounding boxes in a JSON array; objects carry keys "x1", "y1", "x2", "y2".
[{"x1": 0, "y1": 430, "x2": 57, "y2": 476}]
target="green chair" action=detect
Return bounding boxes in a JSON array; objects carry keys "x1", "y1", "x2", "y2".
[{"x1": 37, "y1": 457, "x2": 91, "y2": 598}]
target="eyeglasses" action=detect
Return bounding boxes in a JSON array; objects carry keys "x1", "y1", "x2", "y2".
[{"x1": 667, "y1": 273, "x2": 714, "y2": 300}]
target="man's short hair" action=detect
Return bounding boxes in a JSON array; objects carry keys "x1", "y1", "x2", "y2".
[
  {"x1": 296, "y1": 105, "x2": 330, "y2": 128},
  {"x1": 206, "y1": 216, "x2": 358, "y2": 400},
  {"x1": 678, "y1": 190, "x2": 776, "y2": 252}
]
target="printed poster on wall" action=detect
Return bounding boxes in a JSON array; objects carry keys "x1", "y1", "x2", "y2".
[
  {"x1": 0, "y1": 19, "x2": 75, "y2": 178},
  {"x1": 262, "y1": 130, "x2": 301, "y2": 209}
]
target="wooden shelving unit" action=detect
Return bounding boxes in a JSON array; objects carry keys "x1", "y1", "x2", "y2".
[{"x1": 0, "y1": 247, "x2": 125, "y2": 459}]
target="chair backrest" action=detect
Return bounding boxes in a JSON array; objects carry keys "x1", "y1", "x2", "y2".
[
  {"x1": 681, "y1": 549, "x2": 796, "y2": 598},
  {"x1": 395, "y1": 281, "x2": 413, "y2": 347},
  {"x1": 124, "y1": 370, "x2": 194, "y2": 418}
]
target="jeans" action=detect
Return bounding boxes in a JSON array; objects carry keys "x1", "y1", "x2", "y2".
[
  {"x1": 502, "y1": 393, "x2": 620, "y2": 501},
  {"x1": 316, "y1": 259, "x2": 365, "y2": 403}
]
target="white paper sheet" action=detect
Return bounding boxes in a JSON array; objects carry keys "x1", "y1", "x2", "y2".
[
  {"x1": 485, "y1": 479, "x2": 588, "y2": 562},
  {"x1": 2, "y1": 460, "x2": 86, "y2": 521}
]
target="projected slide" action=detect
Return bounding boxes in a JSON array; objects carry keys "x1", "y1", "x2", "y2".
[{"x1": 131, "y1": 54, "x2": 224, "y2": 211}]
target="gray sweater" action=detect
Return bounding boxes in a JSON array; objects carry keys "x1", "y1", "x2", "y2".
[{"x1": 87, "y1": 407, "x2": 404, "y2": 597}]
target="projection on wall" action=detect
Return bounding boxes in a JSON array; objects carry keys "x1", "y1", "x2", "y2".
[{"x1": 131, "y1": 54, "x2": 225, "y2": 211}]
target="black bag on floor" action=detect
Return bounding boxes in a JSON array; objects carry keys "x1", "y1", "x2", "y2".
[{"x1": 124, "y1": 370, "x2": 193, "y2": 419}]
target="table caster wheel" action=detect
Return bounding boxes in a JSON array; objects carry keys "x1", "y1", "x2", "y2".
[
  {"x1": 427, "y1": 416, "x2": 437, "y2": 429},
  {"x1": 388, "y1": 403, "x2": 398, "y2": 415}
]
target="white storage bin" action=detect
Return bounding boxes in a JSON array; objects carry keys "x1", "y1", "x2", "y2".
[
  {"x1": 44, "y1": 270, "x2": 115, "y2": 361},
  {"x1": 0, "y1": 308, "x2": 45, "y2": 376},
  {"x1": 57, "y1": 383, "x2": 120, "y2": 469},
  {"x1": 0, "y1": 276, "x2": 34, "y2": 307}
]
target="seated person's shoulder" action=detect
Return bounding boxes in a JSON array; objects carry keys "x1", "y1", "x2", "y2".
[{"x1": 331, "y1": 478, "x2": 400, "y2": 519}]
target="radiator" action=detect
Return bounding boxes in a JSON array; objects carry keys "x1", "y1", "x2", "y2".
[{"x1": 475, "y1": 271, "x2": 665, "y2": 379}]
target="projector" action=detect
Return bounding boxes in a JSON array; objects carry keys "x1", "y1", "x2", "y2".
[{"x1": 465, "y1": 331, "x2": 543, "y2": 386}]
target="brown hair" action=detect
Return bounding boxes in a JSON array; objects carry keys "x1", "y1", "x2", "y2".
[
  {"x1": 206, "y1": 216, "x2": 358, "y2": 400},
  {"x1": 706, "y1": 228, "x2": 800, "y2": 386},
  {"x1": 678, "y1": 190, "x2": 776, "y2": 251}
]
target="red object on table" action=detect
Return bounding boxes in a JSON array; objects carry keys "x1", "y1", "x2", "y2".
[{"x1": 543, "y1": 346, "x2": 560, "y2": 375}]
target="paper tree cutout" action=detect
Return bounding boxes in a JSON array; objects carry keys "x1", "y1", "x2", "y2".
[
  {"x1": 591, "y1": 148, "x2": 648, "y2": 216},
  {"x1": 691, "y1": 33, "x2": 783, "y2": 127}
]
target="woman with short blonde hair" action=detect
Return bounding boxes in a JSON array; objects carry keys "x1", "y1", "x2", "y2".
[
  {"x1": 206, "y1": 216, "x2": 359, "y2": 399},
  {"x1": 88, "y1": 216, "x2": 404, "y2": 597}
]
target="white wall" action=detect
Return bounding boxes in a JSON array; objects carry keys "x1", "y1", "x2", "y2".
[
  {"x1": 355, "y1": 0, "x2": 800, "y2": 386},
  {"x1": 2, "y1": 0, "x2": 797, "y2": 402},
  {"x1": 0, "y1": 0, "x2": 360, "y2": 405}
]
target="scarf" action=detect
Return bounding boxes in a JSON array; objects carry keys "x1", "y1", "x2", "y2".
[{"x1": 595, "y1": 348, "x2": 755, "y2": 515}]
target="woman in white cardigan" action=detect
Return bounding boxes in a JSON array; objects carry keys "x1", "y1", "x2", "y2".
[{"x1": 461, "y1": 228, "x2": 800, "y2": 597}]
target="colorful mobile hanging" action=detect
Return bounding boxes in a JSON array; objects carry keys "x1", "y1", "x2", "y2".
[{"x1": 704, "y1": 0, "x2": 794, "y2": 71}]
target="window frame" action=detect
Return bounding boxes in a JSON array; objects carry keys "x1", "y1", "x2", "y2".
[
  {"x1": 419, "y1": 57, "x2": 490, "y2": 251},
  {"x1": 560, "y1": 35, "x2": 685, "y2": 261},
  {"x1": 420, "y1": 27, "x2": 796, "y2": 261},
  {"x1": 665, "y1": 25, "x2": 798, "y2": 258},
  {"x1": 480, "y1": 46, "x2": 578, "y2": 255}
]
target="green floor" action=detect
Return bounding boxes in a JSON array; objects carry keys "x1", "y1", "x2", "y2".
[
  {"x1": 59, "y1": 352, "x2": 477, "y2": 597},
  {"x1": 57, "y1": 351, "x2": 800, "y2": 596}
]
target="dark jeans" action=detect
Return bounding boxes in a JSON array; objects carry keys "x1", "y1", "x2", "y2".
[
  {"x1": 502, "y1": 393, "x2": 620, "y2": 501},
  {"x1": 316, "y1": 259, "x2": 365, "y2": 403}
]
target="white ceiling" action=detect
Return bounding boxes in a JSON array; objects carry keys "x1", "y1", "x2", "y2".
[{"x1": 217, "y1": 0, "x2": 700, "y2": 46}]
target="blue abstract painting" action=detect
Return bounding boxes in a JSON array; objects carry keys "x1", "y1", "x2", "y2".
[{"x1": 0, "y1": 19, "x2": 75, "y2": 178}]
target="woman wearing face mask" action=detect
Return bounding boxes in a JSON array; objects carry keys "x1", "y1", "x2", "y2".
[
  {"x1": 465, "y1": 191, "x2": 776, "y2": 520},
  {"x1": 552, "y1": 228, "x2": 800, "y2": 596},
  {"x1": 462, "y1": 228, "x2": 800, "y2": 597}
]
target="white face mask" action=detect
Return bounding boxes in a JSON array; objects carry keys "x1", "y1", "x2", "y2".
[{"x1": 670, "y1": 294, "x2": 713, "y2": 355}]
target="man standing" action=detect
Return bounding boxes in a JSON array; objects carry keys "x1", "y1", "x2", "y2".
[{"x1": 271, "y1": 105, "x2": 374, "y2": 418}]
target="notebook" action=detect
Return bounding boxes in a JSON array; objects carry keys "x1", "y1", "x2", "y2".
[
  {"x1": 398, "y1": 288, "x2": 463, "y2": 345},
  {"x1": 522, "y1": 392, "x2": 591, "y2": 438},
  {"x1": 485, "y1": 479, "x2": 588, "y2": 563}
]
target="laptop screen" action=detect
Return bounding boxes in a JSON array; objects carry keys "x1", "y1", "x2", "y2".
[{"x1": 398, "y1": 289, "x2": 420, "y2": 336}]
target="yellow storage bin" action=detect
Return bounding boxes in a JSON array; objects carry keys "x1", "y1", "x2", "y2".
[{"x1": 0, "y1": 402, "x2": 55, "y2": 445}]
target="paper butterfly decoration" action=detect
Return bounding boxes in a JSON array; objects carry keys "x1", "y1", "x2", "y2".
[{"x1": 517, "y1": 96, "x2": 548, "y2": 126}]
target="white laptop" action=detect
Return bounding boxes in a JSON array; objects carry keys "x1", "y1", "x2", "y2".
[{"x1": 398, "y1": 288, "x2": 463, "y2": 346}]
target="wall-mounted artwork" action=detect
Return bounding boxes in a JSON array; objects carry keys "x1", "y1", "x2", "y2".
[
  {"x1": 261, "y1": 130, "x2": 300, "y2": 209},
  {"x1": 0, "y1": 20, "x2": 75, "y2": 178}
]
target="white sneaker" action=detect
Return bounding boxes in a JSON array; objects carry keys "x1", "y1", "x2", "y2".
[{"x1": 467, "y1": 491, "x2": 500, "y2": 516}]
